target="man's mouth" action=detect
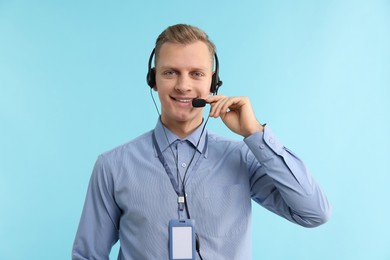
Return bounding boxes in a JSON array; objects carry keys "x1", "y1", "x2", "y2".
[{"x1": 171, "y1": 97, "x2": 193, "y2": 103}]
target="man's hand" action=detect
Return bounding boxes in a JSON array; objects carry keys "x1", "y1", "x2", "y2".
[{"x1": 206, "y1": 95, "x2": 264, "y2": 137}]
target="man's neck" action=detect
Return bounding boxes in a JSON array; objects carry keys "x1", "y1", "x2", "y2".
[{"x1": 160, "y1": 117, "x2": 203, "y2": 139}]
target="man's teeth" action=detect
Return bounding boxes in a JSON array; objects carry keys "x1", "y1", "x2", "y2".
[{"x1": 176, "y1": 99, "x2": 191, "y2": 103}]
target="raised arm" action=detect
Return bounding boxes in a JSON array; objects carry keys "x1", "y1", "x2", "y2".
[{"x1": 206, "y1": 95, "x2": 331, "y2": 227}]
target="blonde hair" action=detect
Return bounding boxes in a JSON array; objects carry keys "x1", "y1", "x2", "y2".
[{"x1": 154, "y1": 24, "x2": 216, "y2": 64}]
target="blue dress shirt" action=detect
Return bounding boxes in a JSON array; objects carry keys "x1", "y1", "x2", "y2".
[{"x1": 72, "y1": 119, "x2": 331, "y2": 259}]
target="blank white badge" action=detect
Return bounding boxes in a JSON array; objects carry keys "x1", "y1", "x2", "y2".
[{"x1": 172, "y1": 226, "x2": 193, "y2": 259}]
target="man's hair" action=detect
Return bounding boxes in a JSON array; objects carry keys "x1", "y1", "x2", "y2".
[{"x1": 154, "y1": 24, "x2": 216, "y2": 64}]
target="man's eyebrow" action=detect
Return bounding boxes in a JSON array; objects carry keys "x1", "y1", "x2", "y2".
[
  {"x1": 158, "y1": 65, "x2": 210, "y2": 71},
  {"x1": 158, "y1": 65, "x2": 176, "y2": 70}
]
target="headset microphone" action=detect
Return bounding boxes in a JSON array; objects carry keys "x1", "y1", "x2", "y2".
[{"x1": 192, "y1": 99, "x2": 207, "y2": 108}]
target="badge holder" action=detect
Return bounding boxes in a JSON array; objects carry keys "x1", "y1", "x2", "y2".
[{"x1": 169, "y1": 219, "x2": 196, "y2": 260}]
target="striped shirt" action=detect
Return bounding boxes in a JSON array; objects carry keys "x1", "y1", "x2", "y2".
[{"x1": 72, "y1": 119, "x2": 331, "y2": 259}]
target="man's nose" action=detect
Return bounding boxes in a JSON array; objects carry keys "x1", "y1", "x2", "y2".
[{"x1": 174, "y1": 74, "x2": 191, "y2": 92}]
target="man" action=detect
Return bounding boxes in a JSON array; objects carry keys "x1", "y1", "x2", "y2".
[{"x1": 72, "y1": 24, "x2": 331, "y2": 259}]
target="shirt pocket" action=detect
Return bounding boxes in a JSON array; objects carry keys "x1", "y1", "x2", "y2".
[{"x1": 199, "y1": 183, "x2": 251, "y2": 237}]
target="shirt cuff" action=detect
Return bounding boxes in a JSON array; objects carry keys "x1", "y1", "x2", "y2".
[{"x1": 244, "y1": 124, "x2": 284, "y2": 162}]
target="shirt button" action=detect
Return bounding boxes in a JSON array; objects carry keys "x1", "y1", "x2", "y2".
[
  {"x1": 181, "y1": 163, "x2": 187, "y2": 168},
  {"x1": 259, "y1": 144, "x2": 265, "y2": 149},
  {"x1": 269, "y1": 138, "x2": 275, "y2": 144}
]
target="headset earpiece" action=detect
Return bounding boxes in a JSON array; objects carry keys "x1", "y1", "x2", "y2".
[
  {"x1": 146, "y1": 49, "x2": 156, "y2": 88},
  {"x1": 211, "y1": 53, "x2": 223, "y2": 94},
  {"x1": 147, "y1": 68, "x2": 156, "y2": 88}
]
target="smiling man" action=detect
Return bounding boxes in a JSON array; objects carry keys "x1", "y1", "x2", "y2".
[{"x1": 72, "y1": 24, "x2": 331, "y2": 260}]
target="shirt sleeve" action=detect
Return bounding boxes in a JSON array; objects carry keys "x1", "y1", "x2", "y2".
[
  {"x1": 72, "y1": 155, "x2": 121, "y2": 259},
  {"x1": 244, "y1": 125, "x2": 332, "y2": 227}
]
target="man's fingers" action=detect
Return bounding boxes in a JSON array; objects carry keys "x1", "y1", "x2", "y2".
[
  {"x1": 207, "y1": 95, "x2": 247, "y2": 118},
  {"x1": 209, "y1": 95, "x2": 227, "y2": 117}
]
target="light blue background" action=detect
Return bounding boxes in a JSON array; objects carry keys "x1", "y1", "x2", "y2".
[{"x1": 1, "y1": 1, "x2": 389, "y2": 259}]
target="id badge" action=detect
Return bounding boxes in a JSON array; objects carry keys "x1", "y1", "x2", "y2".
[{"x1": 169, "y1": 219, "x2": 196, "y2": 260}]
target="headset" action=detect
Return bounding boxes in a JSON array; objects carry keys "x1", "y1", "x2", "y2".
[{"x1": 146, "y1": 48, "x2": 223, "y2": 94}]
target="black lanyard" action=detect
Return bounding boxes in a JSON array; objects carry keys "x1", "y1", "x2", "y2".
[{"x1": 152, "y1": 130, "x2": 208, "y2": 198}]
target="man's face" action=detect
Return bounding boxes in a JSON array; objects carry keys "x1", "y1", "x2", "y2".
[{"x1": 154, "y1": 41, "x2": 213, "y2": 127}]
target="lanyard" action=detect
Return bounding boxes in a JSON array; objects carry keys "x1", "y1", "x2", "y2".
[{"x1": 152, "y1": 130, "x2": 208, "y2": 200}]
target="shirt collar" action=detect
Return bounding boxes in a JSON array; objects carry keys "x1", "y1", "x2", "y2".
[{"x1": 153, "y1": 117, "x2": 208, "y2": 156}]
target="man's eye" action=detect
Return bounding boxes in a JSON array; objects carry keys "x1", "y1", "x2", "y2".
[
  {"x1": 163, "y1": 71, "x2": 177, "y2": 76},
  {"x1": 192, "y1": 72, "x2": 205, "y2": 77}
]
